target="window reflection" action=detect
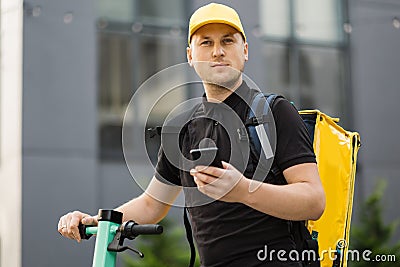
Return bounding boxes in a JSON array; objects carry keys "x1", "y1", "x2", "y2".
[
  {"x1": 97, "y1": 0, "x2": 186, "y2": 161},
  {"x1": 259, "y1": 0, "x2": 290, "y2": 39},
  {"x1": 294, "y1": 0, "x2": 342, "y2": 43},
  {"x1": 299, "y1": 47, "x2": 344, "y2": 117},
  {"x1": 262, "y1": 43, "x2": 291, "y2": 96},
  {"x1": 259, "y1": 0, "x2": 348, "y2": 119},
  {"x1": 97, "y1": 0, "x2": 136, "y2": 23},
  {"x1": 259, "y1": 0, "x2": 343, "y2": 43}
]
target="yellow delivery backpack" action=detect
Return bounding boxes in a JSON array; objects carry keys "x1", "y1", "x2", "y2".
[{"x1": 299, "y1": 110, "x2": 361, "y2": 267}]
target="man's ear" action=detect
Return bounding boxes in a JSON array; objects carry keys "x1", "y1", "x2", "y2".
[
  {"x1": 187, "y1": 46, "x2": 193, "y2": 67},
  {"x1": 244, "y1": 42, "x2": 249, "y2": 61}
]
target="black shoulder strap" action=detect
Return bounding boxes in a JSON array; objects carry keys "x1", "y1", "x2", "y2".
[{"x1": 184, "y1": 208, "x2": 196, "y2": 267}]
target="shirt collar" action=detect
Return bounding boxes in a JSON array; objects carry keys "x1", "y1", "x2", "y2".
[{"x1": 202, "y1": 81, "x2": 250, "y2": 110}]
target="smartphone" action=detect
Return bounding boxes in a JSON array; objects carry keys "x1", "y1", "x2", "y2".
[{"x1": 189, "y1": 147, "x2": 222, "y2": 168}]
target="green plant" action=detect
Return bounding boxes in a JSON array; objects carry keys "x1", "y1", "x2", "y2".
[
  {"x1": 122, "y1": 217, "x2": 200, "y2": 267},
  {"x1": 349, "y1": 180, "x2": 400, "y2": 267}
]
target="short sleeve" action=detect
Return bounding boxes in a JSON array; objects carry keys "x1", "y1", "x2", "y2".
[
  {"x1": 272, "y1": 98, "x2": 316, "y2": 171},
  {"x1": 155, "y1": 146, "x2": 182, "y2": 186}
]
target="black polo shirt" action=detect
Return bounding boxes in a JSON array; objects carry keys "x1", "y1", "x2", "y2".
[{"x1": 155, "y1": 81, "x2": 315, "y2": 267}]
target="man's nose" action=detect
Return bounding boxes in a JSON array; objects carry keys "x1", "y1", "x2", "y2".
[{"x1": 212, "y1": 43, "x2": 225, "y2": 58}]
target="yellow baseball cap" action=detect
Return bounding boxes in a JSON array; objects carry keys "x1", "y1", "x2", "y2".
[{"x1": 188, "y1": 3, "x2": 246, "y2": 46}]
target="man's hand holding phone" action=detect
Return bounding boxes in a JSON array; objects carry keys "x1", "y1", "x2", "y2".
[
  {"x1": 189, "y1": 146, "x2": 247, "y2": 202},
  {"x1": 189, "y1": 147, "x2": 223, "y2": 169}
]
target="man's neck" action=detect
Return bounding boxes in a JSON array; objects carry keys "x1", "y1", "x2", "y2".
[{"x1": 203, "y1": 77, "x2": 243, "y2": 103}]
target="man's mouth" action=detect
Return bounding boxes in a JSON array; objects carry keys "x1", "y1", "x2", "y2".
[{"x1": 210, "y1": 62, "x2": 229, "y2": 67}]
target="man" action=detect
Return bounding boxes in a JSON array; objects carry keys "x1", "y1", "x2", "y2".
[{"x1": 58, "y1": 3, "x2": 325, "y2": 266}]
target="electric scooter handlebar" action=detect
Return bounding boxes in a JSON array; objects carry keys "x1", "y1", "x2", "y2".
[
  {"x1": 121, "y1": 221, "x2": 163, "y2": 239},
  {"x1": 74, "y1": 209, "x2": 164, "y2": 267},
  {"x1": 78, "y1": 220, "x2": 163, "y2": 240},
  {"x1": 78, "y1": 223, "x2": 93, "y2": 240}
]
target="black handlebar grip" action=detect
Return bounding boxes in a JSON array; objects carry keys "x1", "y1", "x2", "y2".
[
  {"x1": 122, "y1": 221, "x2": 163, "y2": 238},
  {"x1": 78, "y1": 223, "x2": 93, "y2": 240},
  {"x1": 131, "y1": 224, "x2": 163, "y2": 235}
]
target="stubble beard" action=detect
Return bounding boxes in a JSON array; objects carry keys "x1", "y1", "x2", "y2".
[{"x1": 200, "y1": 64, "x2": 244, "y2": 93}]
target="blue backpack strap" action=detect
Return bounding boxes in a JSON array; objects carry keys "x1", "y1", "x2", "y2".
[
  {"x1": 245, "y1": 92, "x2": 284, "y2": 178},
  {"x1": 246, "y1": 92, "x2": 278, "y2": 159}
]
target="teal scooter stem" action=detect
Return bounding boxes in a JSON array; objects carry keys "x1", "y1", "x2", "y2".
[
  {"x1": 91, "y1": 210, "x2": 121, "y2": 266},
  {"x1": 79, "y1": 209, "x2": 163, "y2": 267}
]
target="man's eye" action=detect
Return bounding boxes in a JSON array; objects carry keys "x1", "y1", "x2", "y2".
[
  {"x1": 223, "y1": 38, "x2": 234, "y2": 44},
  {"x1": 201, "y1": 40, "x2": 211, "y2": 46}
]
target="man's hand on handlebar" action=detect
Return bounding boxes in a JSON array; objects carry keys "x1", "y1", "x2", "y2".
[{"x1": 58, "y1": 211, "x2": 98, "y2": 242}]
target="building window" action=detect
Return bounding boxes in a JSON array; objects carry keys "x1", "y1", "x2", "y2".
[
  {"x1": 97, "y1": 0, "x2": 187, "y2": 161},
  {"x1": 259, "y1": 0, "x2": 349, "y2": 119},
  {"x1": 98, "y1": 34, "x2": 132, "y2": 159},
  {"x1": 298, "y1": 46, "x2": 345, "y2": 115},
  {"x1": 260, "y1": 0, "x2": 343, "y2": 43},
  {"x1": 293, "y1": 0, "x2": 343, "y2": 43}
]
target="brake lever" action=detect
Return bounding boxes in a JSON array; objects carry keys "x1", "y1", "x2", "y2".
[{"x1": 107, "y1": 231, "x2": 144, "y2": 258}]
